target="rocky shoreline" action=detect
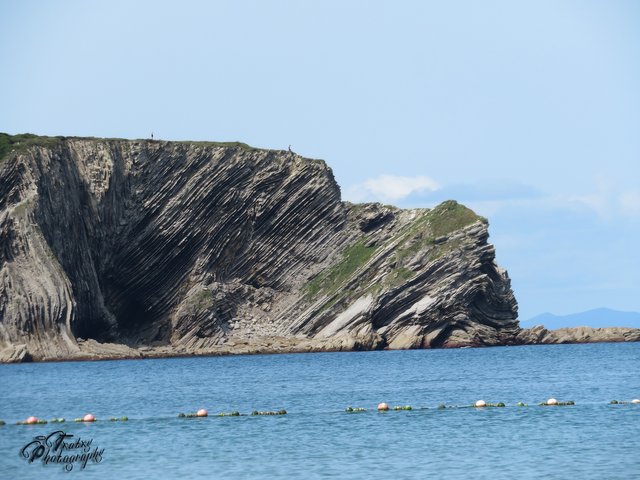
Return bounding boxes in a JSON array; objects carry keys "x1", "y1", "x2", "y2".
[
  {"x1": 2, "y1": 325, "x2": 639, "y2": 363},
  {"x1": 516, "y1": 325, "x2": 640, "y2": 345}
]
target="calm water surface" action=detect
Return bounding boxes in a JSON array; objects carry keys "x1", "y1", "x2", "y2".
[{"x1": 1, "y1": 343, "x2": 639, "y2": 479}]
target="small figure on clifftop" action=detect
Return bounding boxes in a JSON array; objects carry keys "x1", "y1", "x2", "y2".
[
  {"x1": 288, "y1": 145, "x2": 292, "y2": 153},
  {"x1": 151, "y1": 132, "x2": 154, "y2": 140}
]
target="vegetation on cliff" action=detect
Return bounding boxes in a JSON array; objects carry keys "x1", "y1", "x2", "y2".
[{"x1": 0, "y1": 133, "x2": 64, "y2": 163}]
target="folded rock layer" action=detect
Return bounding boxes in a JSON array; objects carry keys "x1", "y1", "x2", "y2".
[{"x1": 0, "y1": 134, "x2": 520, "y2": 361}]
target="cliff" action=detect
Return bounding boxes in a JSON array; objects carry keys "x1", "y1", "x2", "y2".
[{"x1": 1, "y1": 134, "x2": 521, "y2": 362}]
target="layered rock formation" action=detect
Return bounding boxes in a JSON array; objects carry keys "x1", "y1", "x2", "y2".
[
  {"x1": 1, "y1": 133, "x2": 520, "y2": 362},
  {"x1": 518, "y1": 325, "x2": 640, "y2": 345}
]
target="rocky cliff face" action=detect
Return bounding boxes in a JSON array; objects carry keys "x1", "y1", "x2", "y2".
[{"x1": 0, "y1": 134, "x2": 520, "y2": 362}]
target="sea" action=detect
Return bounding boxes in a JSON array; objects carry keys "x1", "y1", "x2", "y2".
[{"x1": 0, "y1": 343, "x2": 639, "y2": 479}]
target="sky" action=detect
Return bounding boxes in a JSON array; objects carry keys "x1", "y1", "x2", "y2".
[{"x1": 1, "y1": 0, "x2": 639, "y2": 320}]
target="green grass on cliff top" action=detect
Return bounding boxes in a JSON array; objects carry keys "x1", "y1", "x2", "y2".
[
  {"x1": 0, "y1": 133, "x2": 256, "y2": 155},
  {"x1": 391, "y1": 200, "x2": 483, "y2": 264},
  {"x1": 0, "y1": 133, "x2": 65, "y2": 163},
  {"x1": 0, "y1": 133, "x2": 319, "y2": 165},
  {"x1": 424, "y1": 200, "x2": 486, "y2": 237},
  {"x1": 181, "y1": 140, "x2": 256, "y2": 150}
]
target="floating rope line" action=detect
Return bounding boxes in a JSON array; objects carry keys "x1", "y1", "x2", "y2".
[
  {"x1": 610, "y1": 399, "x2": 640, "y2": 405},
  {"x1": 3, "y1": 399, "x2": 639, "y2": 426},
  {"x1": 177, "y1": 410, "x2": 287, "y2": 418},
  {"x1": 178, "y1": 412, "x2": 241, "y2": 418}
]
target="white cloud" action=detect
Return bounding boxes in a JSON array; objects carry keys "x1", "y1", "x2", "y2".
[
  {"x1": 344, "y1": 175, "x2": 640, "y2": 221},
  {"x1": 563, "y1": 189, "x2": 640, "y2": 219},
  {"x1": 619, "y1": 191, "x2": 640, "y2": 216},
  {"x1": 566, "y1": 193, "x2": 611, "y2": 218},
  {"x1": 476, "y1": 191, "x2": 640, "y2": 220},
  {"x1": 344, "y1": 174, "x2": 440, "y2": 203}
]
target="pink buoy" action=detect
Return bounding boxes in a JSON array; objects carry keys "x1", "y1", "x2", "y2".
[
  {"x1": 632, "y1": 399, "x2": 640, "y2": 404},
  {"x1": 196, "y1": 409, "x2": 208, "y2": 417},
  {"x1": 26, "y1": 416, "x2": 38, "y2": 425},
  {"x1": 83, "y1": 414, "x2": 95, "y2": 422},
  {"x1": 377, "y1": 403, "x2": 389, "y2": 411},
  {"x1": 546, "y1": 398, "x2": 558, "y2": 406},
  {"x1": 475, "y1": 400, "x2": 486, "y2": 407}
]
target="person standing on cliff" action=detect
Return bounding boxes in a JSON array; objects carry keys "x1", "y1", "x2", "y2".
[
  {"x1": 151, "y1": 132, "x2": 154, "y2": 140},
  {"x1": 288, "y1": 145, "x2": 292, "y2": 153}
]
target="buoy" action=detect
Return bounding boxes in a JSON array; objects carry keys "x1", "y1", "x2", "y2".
[
  {"x1": 377, "y1": 403, "x2": 389, "y2": 411},
  {"x1": 516, "y1": 402, "x2": 526, "y2": 406},
  {"x1": 121, "y1": 416, "x2": 128, "y2": 421},
  {"x1": 26, "y1": 416, "x2": 38, "y2": 425},
  {"x1": 475, "y1": 400, "x2": 486, "y2": 407},
  {"x1": 546, "y1": 398, "x2": 558, "y2": 406},
  {"x1": 83, "y1": 414, "x2": 96, "y2": 422},
  {"x1": 0, "y1": 420, "x2": 6, "y2": 426},
  {"x1": 632, "y1": 399, "x2": 640, "y2": 404},
  {"x1": 196, "y1": 409, "x2": 208, "y2": 417}
]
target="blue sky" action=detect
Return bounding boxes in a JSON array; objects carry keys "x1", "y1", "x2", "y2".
[{"x1": 1, "y1": 0, "x2": 639, "y2": 320}]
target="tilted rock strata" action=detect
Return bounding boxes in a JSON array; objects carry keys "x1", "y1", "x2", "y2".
[
  {"x1": 518, "y1": 325, "x2": 640, "y2": 345},
  {"x1": 0, "y1": 135, "x2": 522, "y2": 362}
]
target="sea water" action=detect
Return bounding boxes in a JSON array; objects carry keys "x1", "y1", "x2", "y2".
[{"x1": 0, "y1": 343, "x2": 639, "y2": 479}]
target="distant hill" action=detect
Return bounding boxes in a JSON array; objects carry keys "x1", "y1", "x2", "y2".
[{"x1": 523, "y1": 308, "x2": 640, "y2": 330}]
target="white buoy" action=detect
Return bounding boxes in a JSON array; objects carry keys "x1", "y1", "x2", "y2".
[
  {"x1": 196, "y1": 409, "x2": 208, "y2": 417},
  {"x1": 546, "y1": 398, "x2": 558, "y2": 406},
  {"x1": 377, "y1": 403, "x2": 389, "y2": 411},
  {"x1": 475, "y1": 400, "x2": 486, "y2": 407},
  {"x1": 632, "y1": 399, "x2": 640, "y2": 404}
]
